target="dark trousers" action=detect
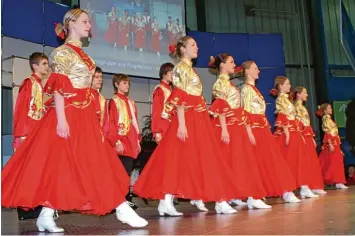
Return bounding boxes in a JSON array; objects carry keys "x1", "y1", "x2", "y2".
[
  {"x1": 119, "y1": 155, "x2": 134, "y2": 176},
  {"x1": 119, "y1": 155, "x2": 135, "y2": 201}
]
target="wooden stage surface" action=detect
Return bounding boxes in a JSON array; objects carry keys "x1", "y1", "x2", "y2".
[{"x1": 2, "y1": 186, "x2": 355, "y2": 235}]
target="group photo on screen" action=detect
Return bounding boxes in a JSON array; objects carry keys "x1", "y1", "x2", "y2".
[{"x1": 82, "y1": 0, "x2": 186, "y2": 77}]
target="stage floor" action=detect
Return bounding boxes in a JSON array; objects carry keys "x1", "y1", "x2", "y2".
[{"x1": 2, "y1": 187, "x2": 355, "y2": 235}]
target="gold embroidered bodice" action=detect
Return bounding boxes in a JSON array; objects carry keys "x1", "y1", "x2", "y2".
[
  {"x1": 322, "y1": 114, "x2": 339, "y2": 136},
  {"x1": 153, "y1": 83, "x2": 171, "y2": 103},
  {"x1": 111, "y1": 94, "x2": 136, "y2": 136},
  {"x1": 27, "y1": 76, "x2": 44, "y2": 120},
  {"x1": 275, "y1": 93, "x2": 296, "y2": 120},
  {"x1": 212, "y1": 74, "x2": 240, "y2": 109},
  {"x1": 98, "y1": 92, "x2": 106, "y2": 126},
  {"x1": 240, "y1": 83, "x2": 266, "y2": 114},
  {"x1": 172, "y1": 59, "x2": 202, "y2": 96},
  {"x1": 294, "y1": 100, "x2": 311, "y2": 126},
  {"x1": 50, "y1": 39, "x2": 95, "y2": 89}
]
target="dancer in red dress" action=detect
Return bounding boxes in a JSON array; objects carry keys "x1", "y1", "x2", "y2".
[
  {"x1": 1, "y1": 9, "x2": 148, "y2": 232},
  {"x1": 317, "y1": 103, "x2": 348, "y2": 189},
  {"x1": 271, "y1": 77, "x2": 319, "y2": 199},
  {"x1": 208, "y1": 54, "x2": 271, "y2": 209},
  {"x1": 104, "y1": 7, "x2": 118, "y2": 47},
  {"x1": 134, "y1": 13, "x2": 146, "y2": 52},
  {"x1": 240, "y1": 61, "x2": 300, "y2": 203},
  {"x1": 91, "y1": 66, "x2": 108, "y2": 137},
  {"x1": 151, "y1": 63, "x2": 174, "y2": 143},
  {"x1": 117, "y1": 10, "x2": 130, "y2": 50},
  {"x1": 134, "y1": 36, "x2": 241, "y2": 216},
  {"x1": 150, "y1": 17, "x2": 161, "y2": 55},
  {"x1": 13, "y1": 52, "x2": 49, "y2": 151},
  {"x1": 107, "y1": 74, "x2": 141, "y2": 210},
  {"x1": 294, "y1": 86, "x2": 327, "y2": 195}
]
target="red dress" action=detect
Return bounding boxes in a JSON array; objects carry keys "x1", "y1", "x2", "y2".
[
  {"x1": 274, "y1": 93, "x2": 313, "y2": 187},
  {"x1": 150, "y1": 22, "x2": 161, "y2": 53},
  {"x1": 134, "y1": 18, "x2": 146, "y2": 49},
  {"x1": 104, "y1": 13, "x2": 118, "y2": 44},
  {"x1": 98, "y1": 92, "x2": 109, "y2": 137},
  {"x1": 1, "y1": 40, "x2": 129, "y2": 215},
  {"x1": 134, "y1": 59, "x2": 242, "y2": 202},
  {"x1": 240, "y1": 83, "x2": 297, "y2": 197},
  {"x1": 209, "y1": 75, "x2": 267, "y2": 199},
  {"x1": 151, "y1": 81, "x2": 172, "y2": 139},
  {"x1": 13, "y1": 74, "x2": 45, "y2": 149},
  {"x1": 319, "y1": 115, "x2": 346, "y2": 184},
  {"x1": 107, "y1": 93, "x2": 140, "y2": 158},
  {"x1": 294, "y1": 100, "x2": 324, "y2": 189},
  {"x1": 117, "y1": 17, "x2": 130, "y2": 47}
]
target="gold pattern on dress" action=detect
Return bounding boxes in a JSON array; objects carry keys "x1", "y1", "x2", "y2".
[
  {"x1": 153, "y1": 83, "x2": 172, "y2": 121},
  {"x1": 322, "y1": 114, "x2": 339, "y2": 137},
  {"x1": 212, "y1": 74, "x2": 241, "y2": 109},
  {"x1": 294, "y1": 100, "x2": 311, "y2": 126},
  {"x1": 275, "y1": 93, "x2": 296, "y2": 120},
  {"x1": 172, "y1": 59, "x2": 202, "y2": 96},
  {"x1": 50, "y1": 39, "x2": 95, "y2": 90},
  {"x1": 98, "y1": 92, "x2": 106, "y2": 127},
  {"x1": 112, "y1": 95, "x2": 136, "y2": 136},
  {"x1": 240, "y1": 84, "x2": 266, "y2": 114},
  {"x1": 27, "y1": 76, "x2": 44, "y2": 120}
]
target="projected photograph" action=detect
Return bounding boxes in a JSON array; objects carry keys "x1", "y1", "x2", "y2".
[{"x1": 81, "y1": 0, "x2": 186, "y2": 78}]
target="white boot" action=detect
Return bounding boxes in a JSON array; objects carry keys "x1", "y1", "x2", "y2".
[
  {"x1": 215, "y1": 201, "x2": 237, "y2": 214},
  {"x1": 190, "y1": 200, "x2": 209, "y2": 212},
  {"x1": 312, "y1": 189, "x2": 327, "y2": 195},
  {"x1": 228, "y1": 199, "x2": 248, "y2": 206},
  {"x1": 247, "y1": 197, "x2": 272, "y2": 209},
  {"x1": 158, "y1": 194, "x2": 183, "y2": 216},
  {"x1": 36, "y1": 207, "x2": 64, "y2": 233},
  {"x1": 335, "y1": 183, "x2": 348, "y2": 189},
  {"x1": 116, "y1": 202, "x2": 148, "y2": 227},
  {"x1": 283, "y1": 192, "x2": 301, "y2": 203},
  {"x1": 300, "y1": 185, "x2": 319, "y2": 199}
]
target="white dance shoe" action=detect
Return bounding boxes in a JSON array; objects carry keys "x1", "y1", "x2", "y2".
[
  {"x1": 312, "y1": 189, "x2": 327, "y2": 195},
  {"x1": 116, "y1": 202, "x2": 148, "y2": 227},
  {"x1": 190, "y1": 200, "x2": 209, "y2": 212},
  {"x1": 335, "y1": 183, "x2": 348, "y2": 189},
  {"x1": 215, "y1": 201, "x2": 237, "y2": 214},
  {"x1": 283, "y1": 192, "x2": 301, "y2": 203},
  {"x1": 158, "y1": 194, "x2": 183, "y2": 216},
  {"x1": 300, "y1": 186, "x2": 319, "y2": 199},
  {"x1": 36, "y1": 207, "x2": 64, "y2": 233},
  {"x1": 228, "y1": 199, "x2": 248, "y2": 206},
  {"x1": 247, "y1": 197, "x2": 272, "y2": 209}
]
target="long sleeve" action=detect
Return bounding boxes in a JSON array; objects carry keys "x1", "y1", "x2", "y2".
[
  {"x1": 210, "y1": 79, "x2": 232, "y2": 116},
  {"x1": 151, "y1": 87, "x2": 166, "y2": 135},
  {"x1": 322, "y1": 115, "x2": 340, "y2": 145},
  {"x1": 44, "y1": 48, "x2": 75, "y2": 98},
  {"x1": 13, "y1": 79, "x2": 33, "y2": 138},
  {"x1": 275, "y1": 95, "x2": 293, "y2": 127},
  {"x1": 107, "y1": 99, "x2": 122, "y2": 147}
]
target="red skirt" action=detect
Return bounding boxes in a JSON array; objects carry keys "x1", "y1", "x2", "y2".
[
  {"x1": 303, "y1": 136, "x2": 324, "y2": 189},
  {"x1": 1, "y1": 88, "x2": 129, "y2": 215},
  {"x1": 252, "y1": 126, "x2": 297, "y2": 196},
  {"x1": 275, "y1": 132, "x2": 314, "y2": 187},
  {"x1": 319, "y1": 145, "x2": 346, "y2": 185},
  {"x1": 214, "y1": 124, "x2": 267, "y2": 199},
  {"x1": 104, "y1": 21, "x2": 118, "y2": 44},
  {"x1": 134, "y1": 109, "x2": 242, "y2": 202}
]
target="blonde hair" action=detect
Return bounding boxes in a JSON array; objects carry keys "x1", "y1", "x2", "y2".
[
  {"x1": 62, "y1": 9, "x2": 88, "y2": 38},
  {"x1": 316, "y1": 103, "x2": 330, "y2": 117},
  {"x1": 241, "y1": 60, "x2": 256, "y2": 77},
  {"x1": 170, "y1": 36, "x2": 194, "y2": 58},
  {"x1": 274, "y1": 76, "x2": 289, "y2": 91}
]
